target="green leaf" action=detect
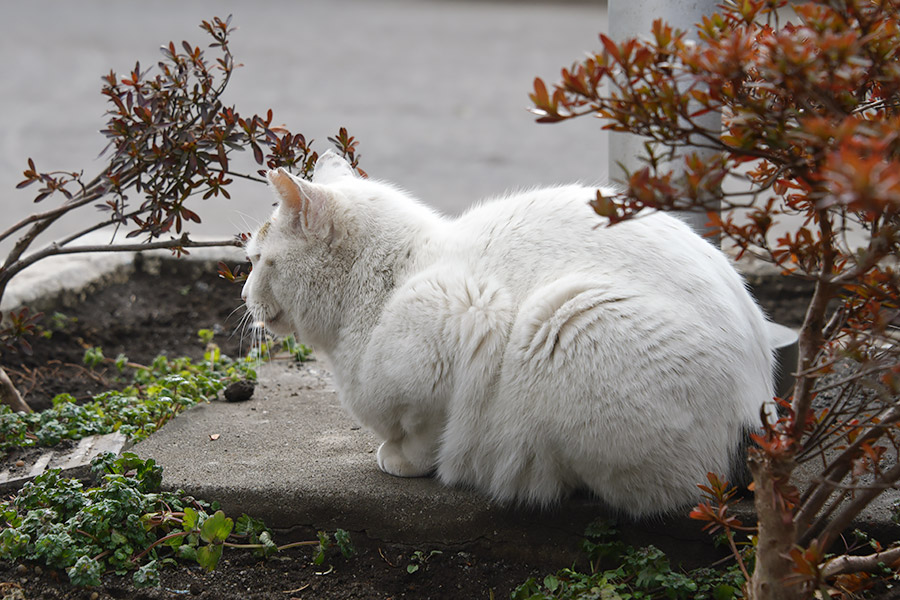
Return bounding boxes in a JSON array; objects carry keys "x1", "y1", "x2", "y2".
[
  {"x1": 334, "y1": 528, "x2": 355, "y2": 559},
  {"x1": 133, "y1": 559, "x2": 160, "y2": 588},
  {"x1": 182, "y1": 506, "x2": 199, "y2": 532},
  {"x1": 257, "y1": 530, "x2": 278, "y2": 558},
  {"x1": 235, "y1": 513, "x2": 269, "y2": 537},
  {"x1": 0, "y1": 528, "x2": 30, "y2": 559},
  {"x1": 713, "y1": 584, "x2": 739, "y2": 600},
  {"x1": 543, "y1": 574, "x2": 559, "y2": 592},
  {"x1": 83, "y1": 347, "x2": 105, "y2": 369},
  {"x1": 312, "y1": 531, "x2": 330, "y2": 566},
  {"x1": 196, "y1": 543, "x2": 223, "y2": 572},
  {"x1": 176, "y1": 544, "x2": 198, "y2": 562},
  {"x1": 199, "y1": 510, "x2": 232, "y2": 544},
  {"x1": 67, "y1": 555, "x2": 103, "y2": 587}
]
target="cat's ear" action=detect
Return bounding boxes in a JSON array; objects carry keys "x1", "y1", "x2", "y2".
[
  {"x1": 312, "y1": 150, "x2": 355, "y2": 184},
  {"x1": 267, "y1": 168, "x2": 340, "y2": 243}
]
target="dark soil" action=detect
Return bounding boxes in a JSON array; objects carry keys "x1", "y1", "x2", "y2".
[
  {"x1": 2, "y1": 259, "x2": 249, "y2": 412},
  {"x1": 4, "y1": 539, "x2": 540, "y2": 600},
  {"x1": 0, "y1": 259, "x2": 819, "y2": 599}
]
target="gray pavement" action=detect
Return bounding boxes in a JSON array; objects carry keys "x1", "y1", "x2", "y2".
[{"x1": 129, "y1": 332, "x2": 900, "y2": 563}]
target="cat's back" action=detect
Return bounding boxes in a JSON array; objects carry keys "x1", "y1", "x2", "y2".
[{"x1": 445, "y1": 185, "x2": 743, "y2": 311}]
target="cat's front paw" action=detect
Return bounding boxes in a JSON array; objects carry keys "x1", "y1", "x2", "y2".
[{"x1": 376, "y1": 441, "x2": 432, "y2": 478}]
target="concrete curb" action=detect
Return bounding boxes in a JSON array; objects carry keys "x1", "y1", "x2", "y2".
[
  {"x1": 1, "y1": 234, "x2": 244, "y2": 314},
  {"x1": 0, "y1": 432, "x2": 129, "y2": 496},
  {"x1": 132, "y1": 360, "x2": 744, "y2": 567}
]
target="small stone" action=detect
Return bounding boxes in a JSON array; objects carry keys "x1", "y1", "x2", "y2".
[
  {"x1": 14, "y1": 460, "x2": 24, "y2": 467},
  {"x1": 90, "y1": 592, "x2": 100, "y2": 600},
  {"x1": 15, "y1": 564, "x2": 27, "y2": 576},
  {"x1": 34, "y1": 565, "x2": 42, "y2": 576},
  {"x1": 190, "y1": 581, "x2": 204, "y2": 595},
  {"x1": 224, "y1": 379, "x2": 255, "y2": 402}
]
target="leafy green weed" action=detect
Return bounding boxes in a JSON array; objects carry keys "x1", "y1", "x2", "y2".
[
  {"x1": 0, "y1": 452, "x2": 353, "y2": 587},
  {"x1": 0, "y1": 340, "x2": 256, "y2": 451},
  {"x1": 512, "y1": 520, "x2": 746, "y2": 600}
]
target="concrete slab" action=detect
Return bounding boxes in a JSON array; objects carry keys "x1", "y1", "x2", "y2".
[
  {"x1": 0, "y1": 432, "x2": 129, "y2": 495},
  {"x1": 132, "y1": 356, "x2": 899, "y2": 566},
  {"x1": 132, "y1": 359, "x2": 737, "y2": 566}
]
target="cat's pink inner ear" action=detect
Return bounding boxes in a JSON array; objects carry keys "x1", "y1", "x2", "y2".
[
  {"x1": 267, "y1": 168, "x2": 332, "y2": 236},
  {"x1": 267, "y1": 169, "x2": 304, "y2": 214}
]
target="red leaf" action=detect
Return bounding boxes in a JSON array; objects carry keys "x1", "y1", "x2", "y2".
[{"x1": 599, "y1": 34, "x2": 622, "y2": 64}]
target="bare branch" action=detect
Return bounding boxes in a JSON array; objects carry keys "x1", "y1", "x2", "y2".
[
  {"x1": 0, "y1": 365, "x2": 31, "y2": 413},
  {"x1": 821, "y1": 545, "x2": 900, "y2": 579},
  {"x1": 0, "y1": 234, "x2": 242, "y2": 303}
]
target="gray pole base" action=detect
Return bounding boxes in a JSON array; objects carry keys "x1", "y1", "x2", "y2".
[{"x1": 767, "y1": 321, "x2": 799, "y2": 399}]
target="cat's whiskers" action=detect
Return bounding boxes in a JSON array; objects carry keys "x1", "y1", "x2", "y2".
[
  {"x1": 235, "y1": 311, "x2": 253, "y2": 353},
  {"x1": 237, "y1": 309, "x2": 276, "y2": 368},
  {"x1": 226, "y1": 304, "x2": 251, "y2": 345},
  {"x1": 231, "y1": 304, "x2": 265, "y2": 367},
  {"x1": 255, "y1": 324, "x2": 276, "y2": 366},
  {"x1": 231, "y1": 212, "x2": 261, "y2": 237}
]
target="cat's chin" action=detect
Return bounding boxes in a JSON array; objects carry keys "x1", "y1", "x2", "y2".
[{"x1": 256, "y1": 310, "x2": 291, "y2": 337}]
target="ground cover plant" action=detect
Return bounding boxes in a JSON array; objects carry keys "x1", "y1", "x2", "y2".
[
  {"x1": 0, "y1": 337, "x2": 254, "y2": 453},
  {"x1": 0, "y1": 313, "x2": 348, "y2": 590},
  {"x1": 0, "y1": 451, "x2": 354, "y2": 589},
  {"x1": 530, "y1": 0, "x2": 900, "y2": 596},
  {"x1": 511, "y1": 520, "x2": 747, "y2": 600}
]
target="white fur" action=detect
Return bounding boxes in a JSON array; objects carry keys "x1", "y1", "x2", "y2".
[{"x1": 242, "y1": 151, "x2": 774, "y2": 517}]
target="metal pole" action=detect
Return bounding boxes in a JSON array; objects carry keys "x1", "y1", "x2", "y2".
[
  {"x1": 607, "y1": 0, "x2": 721, "y2": 236},
  {"x1": 607, "y1": 0, "x2": 798, "y2": 399}
]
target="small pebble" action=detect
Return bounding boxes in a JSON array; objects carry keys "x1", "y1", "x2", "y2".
[
  {"x1": 190, "y1": 581, "x2": 204, "y2": 595},
  {"x1": 34, "y1": 565, "x2": 42, "y2": 576},
  {"x1": 14, "y1": 460, "x2": 24, "y2": 467},
  {"x1": 15, "y1": 564, "x2": 27, "y2": 576},
  {"x1": 90, "y1": 592, "x2": 99, "y2": 600}
]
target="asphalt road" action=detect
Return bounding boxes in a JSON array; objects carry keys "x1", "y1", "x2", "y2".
[{"x1": 1, "y1": 0, "x2": 608, "y2": 255}]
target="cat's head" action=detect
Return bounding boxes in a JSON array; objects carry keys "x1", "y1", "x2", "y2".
[
  {"x1": 241, "y1": 151, "x2": 361, "y2": 345},
  {"x1": 241, "y1": 151, "x2": 432, "y2": 351}
]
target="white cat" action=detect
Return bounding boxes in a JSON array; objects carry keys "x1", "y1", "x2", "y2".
[{"x1": 241, "y1": 151, "x2": 774, "y2": 517}]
